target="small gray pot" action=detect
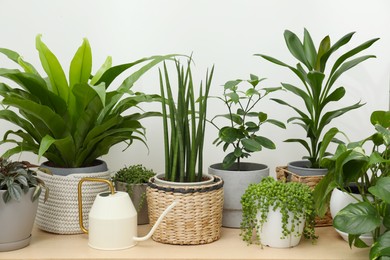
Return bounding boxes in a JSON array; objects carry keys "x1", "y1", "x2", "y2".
[
  {"x1": 287, "y1": 160, "x2": 328, "y2": 176},
  {"x1": 114, "y1": 182, "x2": 149, "y2": 225},
  {"x1": 0, "y1": 188, "x2": 38, "y2": 251},
  {"x1": 208, "y1": 162, "x2": 269, "y2": 228}
]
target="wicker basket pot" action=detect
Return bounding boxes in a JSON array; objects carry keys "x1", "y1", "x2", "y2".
[
  {"x1": 276, "y1": 166, "x2": 332, "y2": 227},
  {"x1": 146, "y1": 175, "x2": 224, "y2": 245},
  {"x1": 35, "y1": 167, "x2": 110, "y2": 234}
]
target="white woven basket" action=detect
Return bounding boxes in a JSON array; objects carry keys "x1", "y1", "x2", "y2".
[{"x1": 35, "y1": 170, "x2": 111, "y2": 234}]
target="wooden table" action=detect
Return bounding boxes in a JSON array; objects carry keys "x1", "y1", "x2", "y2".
[{"x1": 1, "y1": 225, "x2": 369, "y2": 260}]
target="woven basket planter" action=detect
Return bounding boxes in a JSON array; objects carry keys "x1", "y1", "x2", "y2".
[
  {"x1": 35, "y1": 170, "x2": 110, "y2": 234},
  {"x1": 276, "y1": 166, "x2": 332, "y2": 226},
  {"x1": 146, "y1": 175, "x2": 224, "y2": 245}
]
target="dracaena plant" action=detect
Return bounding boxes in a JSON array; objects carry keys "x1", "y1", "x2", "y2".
[
  {"x1": 209, "y1": 75, "x2": 285, "y2": 170},
  {"x1": 159, "y1": 59, "x2": 213, "y2": 182},
  {"x1": 256, "y1": 29, "x2": 379, "y2": 168},
  {"x1": 0, "y1": 157, "x2": 48, "y2": 203},
  {"x1": 313, "y1": 110, "x2": 390, "y2": 260},
  {"x1": 0, "y1": 35, "x2": 174, "y2": 168}
]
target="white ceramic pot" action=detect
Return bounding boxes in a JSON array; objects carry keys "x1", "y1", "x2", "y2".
[
  {"x1": 208, "y1": 162, "x2": 269, "y2": 228},
  {"x1": 258, "y1": 206, "x2": 305, "y2": 248}
]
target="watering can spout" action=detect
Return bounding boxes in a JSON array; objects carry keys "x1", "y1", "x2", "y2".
[{"x1": 133, "y1": 200, "x2": 178, "y2": 242}]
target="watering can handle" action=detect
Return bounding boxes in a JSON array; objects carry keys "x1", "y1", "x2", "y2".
[
  {"x1": 78, "y1": 177, "x2": 115, "y2": 234},
  {"x1": 133, "y1": 200, "x2": 178, "y2": 242}
]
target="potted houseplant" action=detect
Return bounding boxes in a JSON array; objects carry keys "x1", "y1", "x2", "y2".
[
  {"x1": 240, "y1": 177, "x2": 317, "y2": 248},
  {"x1": 112, "y1": 164, "x2": 155, "y2": 225},
  {"x1": 0, "y1": 157, "x2": 48, "y2": 251},
  {"x1": 147, "y1": 58, "x2": 224, "y2": 245},
  {"x1": 313, "y1": 110, "x2": 389, "y2": 259},
  {"x1": 257, "y1": 29, "x2": 379, "y2": 175},
  {"x1": 208, "y1": 75, "x2": 285, "y2": 227},
  {"x1": 0, "y1": 35, "x2": 174, "y2": 234}
]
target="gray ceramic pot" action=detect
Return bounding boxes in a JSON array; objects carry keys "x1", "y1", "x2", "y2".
[
  {"x1": 208, "y1": 162, "x2": 269, "y2": 228},
  {"x1": 287, "y1": 160, "x2": 328, "y2": 176},
  {"x1": 0, "y1": 188, "x2": 38, "y2": 251}
]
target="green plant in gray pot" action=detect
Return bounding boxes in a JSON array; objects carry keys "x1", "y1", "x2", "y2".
[
  {"x1": 0, "y1": 35, "x2": 175, "y2": 234},
  {"x1": 208, "y1": 75, "x2": 285, "y2": 227},
  {"x1": 313, "y1": 110, "x2": 390, "y2": 259},
  {"x1": 0, "y1": 157, "x2": 48, "y2": 251},
  {"x1": 256, "y1": 29, "x2": 379, "y2": 175},
  {"x1": 112, "y1": 164, "x2": 155, "y2": 225}
]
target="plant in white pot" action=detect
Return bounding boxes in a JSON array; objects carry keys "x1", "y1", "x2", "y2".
[
  {"x1": 112, "y1": 164, "x2": 155, "y2": 225},
  {"x1": 147, "y1": 58, "x2": 224, "y2": 245},
  {"x1": 257, "y1": 29, "x2": 379, "y2": 176},
  {"x1": 240, "y1": 177, "x2": 317, "y2": 248},
  {"x1": 208, "y1": 75, "x2": 285, "y2": 227},
  {"x1": 0, "y1": 158, "x2": 48, "y2": 251},
  {"x1": 0, "y1": 35, "x2": 174, "y2": 234},
  {"x1": 313, "y1": 110, "x2": 390, "y2": 259}
]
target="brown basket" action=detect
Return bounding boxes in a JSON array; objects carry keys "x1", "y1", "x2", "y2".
[
  {"x1": 146, "y1": 175, "x2": 224, "y2": 245},
  {"x1": 276, "y1": 166, "x2": 332, "y2": 227}
]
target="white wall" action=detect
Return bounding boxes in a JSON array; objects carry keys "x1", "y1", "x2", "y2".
[{"x1": 0, "y1": 0, "x2": 389, "y2": 176}]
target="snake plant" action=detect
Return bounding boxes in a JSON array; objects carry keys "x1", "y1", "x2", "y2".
[{"x1": 0, "y1": 35, "x2": 175, "y2": 167}]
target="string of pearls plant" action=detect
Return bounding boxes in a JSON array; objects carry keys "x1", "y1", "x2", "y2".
[{"x1": 240, "y1": 177, "x2": 317, "y2": 246}]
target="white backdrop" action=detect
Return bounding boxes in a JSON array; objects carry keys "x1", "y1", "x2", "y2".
[{"x1": 0, "y1": 0, "x2": 389, "y2": 176}]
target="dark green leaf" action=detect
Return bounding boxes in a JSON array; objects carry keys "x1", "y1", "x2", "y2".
[
  {"x1": 266, "y1": 119, "x2": 286, "y2": 129},
  {"x1": 303, "y1": 28, "x2": 317, "y2": 69},
  {"x1": 258, "y1": 112, "x2": 267, "y2": 122},
  {"x1": 368, "y1": 177, "x2": 390, "y2": 203},
  {"x1": 284, "y1": 30, "x2": 312, "y2": 70},
  {"x1": 371, "y1": 110, "x2": 390, "y2": 128},
  {"x1": 254, "y1": 136, "x2": 275, "y2": 149},
  {"x1": 242, "y1": 138, "x2": 262, "y2": 152},
  {"x1": 333, "y1": 202, "x2": 381, "y2": 234},
  {"x1": 370, "y1": 231, "x2": 390, "y2": 260}
]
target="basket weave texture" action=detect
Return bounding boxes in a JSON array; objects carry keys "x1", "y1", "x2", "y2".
[
  {"x1": 147, "y1": 175, "x2": 224, "y2": 245},
  {"x1": 35, "y1": 170, "x2": 110, "y2": 234},
  {"x1": 276, "y1": 166, "x2": 332, "y2": 227}
]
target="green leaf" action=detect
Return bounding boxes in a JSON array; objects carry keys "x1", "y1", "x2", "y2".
[
  {"x1": 284, "y1": 30, "x2": 312, "y2": 70},
  {"x1": 222, "y1": 152, "x2": 237, "y2": 169},
  {"x1": 371, "y1": 110, "x2": 390, "y2": 128},
  {"x1": 368, "y1": 177, "x2": 390, "y2": 203},
  {"x1": 266, "y1": 119, "x2": 286, "y2": 129},
  {"x1": 242, "y1": 138, "x2": 262, "y2": 152},
  {"x1": 319, "y1": 32, "x2": 354, "y2": 72},
  {"x1": 36, "y1": 34, "x2": 69, "y2": 102},
  {"x1": 316, "y1": 35, "x2": 331, "y2": 71},
  {"x1": 318, "y1": 127, "x2": 339, "y2": 161},
  {"x1": 322, "y1": 86, "x2": 346, "y2": 106},
  {"x1": 226, "y1": 92, "x2": 239, "y2": 103},
  {"x1": 258, "y1": 112, "x2": 267, "y2": 122},
  {"x1": 333, "y1": 202, "x2": 381, "y2": 235},
  {"x1": 254, "y1": 136, "x2": 275, "y2": 149},
  {"x1": 281, "y1": 83, "x2": 313, "y2": 114},
  {"x1": 234, "y1": 147, "x2": 243, "y2": 157},
  {"x1": 285, "y1": 138, "x2": 311, "y2": 156},
  {"x1": 219, "y1": 127, "x2": 243, "y2": 143},
  {"x1": 370, "y1": 231, "x2": 390, "y2": 260},
  {"x1": 303, "y1": 28, "x2": 317, "y2": 69},
  {"x1": 90, "y1": 56, "x2": 112, "y2": 86},
  {"x1": 69, "y1": 38, "x2": 92, "y2": 88}
]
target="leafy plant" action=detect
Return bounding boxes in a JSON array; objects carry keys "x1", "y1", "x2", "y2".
[
  {"x1": 112, "y1": 164, "x2": 155, "y2": 185},
  {"x1": 0, "y1": 35, "x2": 175, "y2": 167},
  {"x1": 210, "y1": 75, "x2": 285, "y2": 170},
  {"x1": 0, "y1": 157, "x2": 48, "y2": 203},
  {"x1": 313, "y1": 110, "x2": 390, "y2": 259},
  {"x1": 112, "y1": 164, "x2": 155, "y2": 212},
  {"x1": 159, "y1": 59, "x2": 213, "y2": 183},
  {"x1": 240, "y1": 177, "x2": 317, "y2": 246},
  {"x1": 256, "y1": 29, "x2": 379, "y2": 168}
]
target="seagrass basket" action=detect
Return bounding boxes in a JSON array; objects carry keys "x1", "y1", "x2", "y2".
[
  {"x1": 146, "y1": 175, "x2": 224, "y2": 245},
  {"x1": 276, "y1": 166, "x2": 332, "y2": 226}
]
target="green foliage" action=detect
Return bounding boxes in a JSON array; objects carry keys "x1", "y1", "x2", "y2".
[
  {"x1": 0, "y1": 35, "x2": 175, "y2": 167},
  {"x1": 210, "y1": 75, "x2": 285, "y2": 170},
  {"x1": 0, "y1": 157, "x2": 48, "y2": 203},
  {"x1": 313, "y1": 110, "x2": 390, "y2": 259},
  {"x1": 112, "y1": 164, "x2": 155, "y2": 184},
  {"x1": 159, "y1": 59, "x2": 213, "y2": 182},
  {"x1": 256, "y1": 29, "x2": 379, "y2": 168},
  {"x1": 240, "y1": 177, "x2": 317, "y2": 246}
]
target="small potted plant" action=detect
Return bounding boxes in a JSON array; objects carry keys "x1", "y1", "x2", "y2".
[
  {"x1": 208, "y1": 74, "x2": 285, "y2": 227},
  {"x1": 257, "y1": 29, "x2": 379, "y2": 176},
  {"x1": 0, "y1": 158, "x2": 48, "y2": 251},
  {"x1": 147, "y1": 58, "x2": 224, "y2": 245},
  {"x1": 313, "y1": 110, "x2": 389, "y2": 259},
  {"x1": 240, "y1": 177, "x2": 317, "y2": 248},
  {"x1": 112, "y1": 164, "x2": 155, "y2": 225}
]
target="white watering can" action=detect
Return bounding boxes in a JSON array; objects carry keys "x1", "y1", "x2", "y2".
[{"x1": 78, "y1": 177, "x2": 177, "y2": 250}]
